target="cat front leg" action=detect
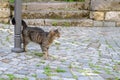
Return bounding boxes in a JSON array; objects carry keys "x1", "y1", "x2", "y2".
[
  {"x1": 43, "y1": 49, "x2": 49, "y2": 60},
  {"x1": 23, "y1": 38, "x2": 29, "y2": 52},
  {"x1": 41, "y1": 44, "x2": 49, "y2": 59},
  {"x1": 44, "y1": 51, "x2": 48, "y2": 60}
]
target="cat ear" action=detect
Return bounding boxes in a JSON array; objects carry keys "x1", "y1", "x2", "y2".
[
  {"x1": 49, "y1": 29, "x2": 54, "y2": 35},
  {"x1": 55, "y1": 29, "x2": 58, "y2": 33},
  {"x1": 57, "y1": 28, "x2": 61, "y2": 32},
  {"x1": 55, "y1": 28, "x2": 61, "y2": 32}
]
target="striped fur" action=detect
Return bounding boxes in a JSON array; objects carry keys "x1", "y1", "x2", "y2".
[{"x1": 12, "y1": 18, "x2": 60, "y2": 59}]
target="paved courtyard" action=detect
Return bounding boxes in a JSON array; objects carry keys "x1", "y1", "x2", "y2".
[{"x1": 0, "y1": 24, "x2": 120, "y2": 80}]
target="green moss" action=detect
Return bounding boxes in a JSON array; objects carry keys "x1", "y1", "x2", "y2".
[
  {"x1": 68, "y1": 63, "x2": 72, "y2": 68},
  {"x1": 55, "y1": 42, "x2": 61, "y2": 45},
  {"x1": 117, "y1": 62, "x2": 120, "y2": 65},
  {"x1": 52, "y1": 22, "x2": 58, "y2": 26},
  {"x1": 6, "y1": 74, "x2": 15, "y2": 80},
  {"x1": 93, "y1": 70, "x2": 100, "y2": 74},
  {"x1": 6, "y1": 36, "x2": 10, "y2": 42},
  {"x1": 33, "y1": 52, "x2": 43, "y2": 57},
  {"x1": 60, "y1": 59, "x2": 66, "y2": 62},
  {"x1": 89, "y1": 63, "x2": 101, "y2": 69},
  {"x1": 105, "y1": 40, "x2": 115, "y2": 51},
  {"x1": 43, "y1": 65, "x2": 52, "y2": 76},
  {"x1": 115, "y1": 77, "x2": 120, "y2": 80},
  {"x1": 65, "y1": 0, "x2": 85, "y2": 2},
  {"x1": 23, "y1": 77, "x2": 29, "y2": 80},
  {"x1": 32, "y1": 74, "x2": 37, "y2": 77},
  {"x1": 98, "y1": 50, "x2": 102, "y2": 57},
  {"x1": 63, "y1": 22, "x2": 71, "y2": 26},
  {"x1": 0, "y1": 78, "x2": 4, "y2": 80},
  {"x1": 36, "y1": 64, "x2": 41, "y2": 67},
  {"x1": 56, "y1": 67, "x2": 66, "y2": 73},
  {"x1": 40, "y1": 60, "x2": 45, "y2": 64},
  {"x1": 9, "y1": 0, "x2": 14, "y2": 3},
  {"x1": 103, "y1": 68, "x2": 111, "y2": 74},
  {"x1": 73, "y1": 75, "x2": 78, "y2": 79}
]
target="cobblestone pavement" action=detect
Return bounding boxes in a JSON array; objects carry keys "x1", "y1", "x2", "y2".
[{"x1": 0, "y1": 24, "x2": 120, "y2": 80}]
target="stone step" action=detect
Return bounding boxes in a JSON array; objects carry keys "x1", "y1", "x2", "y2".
[
  {"x1": 22, "y1": 2, "x2": 90, "y2": 11},
  {"x1": 23, "y1": 0, "x2": 67, "y2": 2},
  {"x1": 24, "y1": 19, "x2": 93, "y2": 27},
  {"x1": 22, "y1": 10, "x2": 89, "y2": 19}
]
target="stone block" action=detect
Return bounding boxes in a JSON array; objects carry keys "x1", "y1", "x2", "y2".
[
  {"x1": 78, "y1": 76, "x2": 89, "y2": 80},
  {"x1": 25, "y1": 19, "x2": 93, "y2": 27},
  {"x1": 104, "y1": 21, "x2": 116, "y2": 27},
  {"x1": 37, "y1": 73, "x2": 47, "y2": 79},
  {"x1": 84, "y1": 0, "x2": 91, "y2": 10},
  {"x1": 0, "y1": 2, "x2": 9, "y2": 8},
  {"x1": 0, "y1": 18, "x2": 9, "y2": 23},
  {"x1": 0, "y1": 8, "x2": 10, "y2": 18},
  {"x1": 76, "y1": 19, "x2": 93, "y2": 27},
  {"x1": 105, "y1": 11, "x2": 120, "y2": 21},
  {"x1": 0, "y1": 0, "x2": 9, "y2": 2},
  {"x1": 22, "y1": 10, "x2": 90, "y2": 19},
  {"x1": 25, "y1": 19, "x2": 45, "y2": 26},
  {"x1": 22, "y1": 1, "x2": 90, "y2": 11},
  {"x1": 116, "y1": 22, "x2": 120, "y2": 27},
  {"x1": 89, "y1": 75, "x2": 105, "y2": 80},
  {"x1": 94, "y1": 21, "x2": 103, "y2": 27},
  {"x1": 90, "y1": 11, "x2": 104, "y2": 20},
  {"x1": 91, "y1": 0, "x2": 120, "y2": 10}
]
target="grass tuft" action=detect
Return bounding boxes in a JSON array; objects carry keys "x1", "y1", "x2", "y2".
[{"x1": 56, "y1": 67, "x2": 66, "y2": 73}]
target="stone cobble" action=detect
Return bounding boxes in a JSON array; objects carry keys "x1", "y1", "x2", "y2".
[{"x1": 0, "y1": 24, "x2": 120, "y2": 80}]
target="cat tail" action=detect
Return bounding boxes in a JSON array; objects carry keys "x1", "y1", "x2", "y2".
[{"x1": 11, "y1": 17, "x2": 28, "y2": 29}]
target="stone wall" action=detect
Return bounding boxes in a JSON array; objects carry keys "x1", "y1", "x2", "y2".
[
  {"x1": 0, "y1": 1, "x2": 10, "y2": 24},
  {"x1": 90, "y1": 0, "x2": 120, "y2": 27},
  {"x1": 1, "y1": 0, "x2": 120, "y2": 27}
]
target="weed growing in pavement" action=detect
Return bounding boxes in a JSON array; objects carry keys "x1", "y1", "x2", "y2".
[
  {"x1": 0, "y1": 78, "x2": 4, "y2": 80},
  {"x1": 9, "y1": 0, "x2": 14, "y2": 3},
  {"x1": 93, "y1": 70, "x2": 100, "y2": 74},
  {"x1": 43, "y1": 65, "x2": 52, "y2": 76},
  {"x1": 6, "y1": 74, "x2": 15, "y2": 80},
  {"x1": 32, "y1": 74, "x2": 37, "y2": 78},
  {"x1": 36, "y1": 64, "x2": 41, "y2": 67},
  {"x1": 115, "y1": 77, "x2": 120, "y2": 80},
  {"x1": 105, "y1": 40, "x2": 115, "y2": 51},
  {"x1": 40, "y1": 60, "x2": 46, "y2": 64},
  {"x1": 117, "y1": 62, "x2": 120, "y2": 65},
  {"x1": 72, "y1": 74, "x2": 78, "y2": 80},
  {"x1": 103, "y1": 68, "x2": 111, "y2": 74},
  {"x1": 52, "y1": 21, "x2": 58, "y2": 26},
  {"x1": 23, "y1": 77, "x2": 29, "y2": 80},
  {"x1": 6, "y1": 36, "x2": 10, "y2": 42},
  {"x1": 56, "y1": 67, "x2": 66, "y2": 73},
  {"x1": 98, "y1": 50, "x2": 102, "y2": 57},
  {"x1": 63, "y1": 22, "x2": 71, "y2": 26},
  {"x1": 89, "y1": 63, "x2": 101, "y2": 69},
  {"x1": 32, "y1": 51, "x2": 43, "y2": 57},
  {"x1": 65, "y1": 0, "x2": 85, "y2": 2}
]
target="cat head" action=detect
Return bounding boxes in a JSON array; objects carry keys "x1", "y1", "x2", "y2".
[{"x1": 49, "y1": 28, "x2": 60, "y2": 38}]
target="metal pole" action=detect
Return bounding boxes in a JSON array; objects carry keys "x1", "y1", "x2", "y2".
[{"x1": 12, "y1": 0, "x2": 23, "y2": 53}]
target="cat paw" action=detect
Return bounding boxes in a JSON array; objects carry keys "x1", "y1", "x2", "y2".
[
  {"x1": 43, "y1": 55, "x2": 49, "y2": 60},
  {"x1": 23, "y1": 49, "x2": 27, "y2": 52}
]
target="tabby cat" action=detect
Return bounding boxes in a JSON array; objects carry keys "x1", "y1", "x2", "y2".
[{"x1": 11, "y1": 18, "x2": 60, "y2": 59}]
